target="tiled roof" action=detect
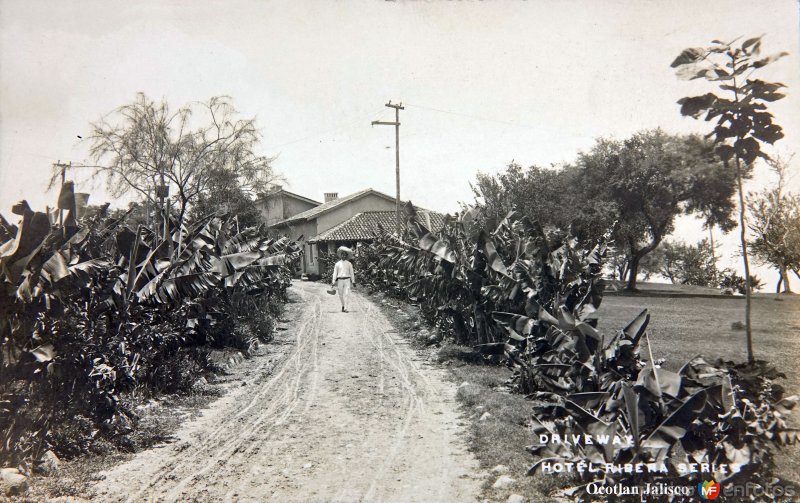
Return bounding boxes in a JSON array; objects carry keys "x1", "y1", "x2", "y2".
[
  {"x1": 271, "y1": 188, "x2": 397, "y2": 226},
  {"x1": 310, "y1": 210, "x2": 446, "y2": 243}
]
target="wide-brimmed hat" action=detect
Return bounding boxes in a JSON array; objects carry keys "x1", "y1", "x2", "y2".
[{"x1": 337, "y1": 246, "x2": 353, "y2": 258}]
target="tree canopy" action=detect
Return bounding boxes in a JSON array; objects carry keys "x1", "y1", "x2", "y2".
[
  {"x1": 473, "y1": 130, "x2": 737, "y2": 290},
  {"x1": 577, "y1": 130, "x2": 735, "y2": 290},
  {"x1": 640, "y1": 239, "x2": 719, "y2": 287}
]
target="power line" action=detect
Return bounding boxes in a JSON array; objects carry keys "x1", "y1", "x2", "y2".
[
  {"x1": 264, "y1": 107, "x2": 389, "y2": 151},
  {"x1": 404, "y1": 102, "x2": 539, "y2": 129}
]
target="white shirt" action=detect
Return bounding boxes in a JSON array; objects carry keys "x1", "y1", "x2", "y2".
[{"x1": 332, "y1": 259, "x2": 354, "y2": 283}]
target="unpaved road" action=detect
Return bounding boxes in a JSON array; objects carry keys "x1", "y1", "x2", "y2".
[{"x1": 94, "y1": 281, "x2": 480, "y2": 502}]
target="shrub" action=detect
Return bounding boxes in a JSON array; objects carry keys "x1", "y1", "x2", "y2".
[{"x1": 719, "y1": 269, "x2": 765, "y2": 294}]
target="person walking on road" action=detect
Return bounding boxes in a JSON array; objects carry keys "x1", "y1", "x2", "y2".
[{"x1": 331, "y1": 249, "x2": 355, "y2": 312}]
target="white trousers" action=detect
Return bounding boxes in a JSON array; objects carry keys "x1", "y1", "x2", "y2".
[{"x1": 336, "y1": 278, "x2": 351, "y2": 308}]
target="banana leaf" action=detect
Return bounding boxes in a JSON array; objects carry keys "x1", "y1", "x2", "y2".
[
  {"x1": 622, "y1": 384, "x2": 641, "y2": 452},
  {"x1": 0, "y1": 210, "x2": 50, "y2": 263},
  {"x1": 74, "y1": 193, "x2": 90, "y2": 219},
  {"x1": 418, "y1": 233, "x2": 456, "y2": 263},
  {"x1": 68, "y1": 258, "x2": 115, "y2": 275},
  {"x1": 41, "y1": 250, "x2": 70, "y2": 284},
  {"x1": 642, "y1": 386, "x2": 717, "y2": 451},
  {"x1": 477, "y1": 230, "x2": 508, "y2": 276},
  {"x1": 267, "y1": 237, "x2": 289, "y2": 254},
  {"x1": 57, "y1": 181, "x2": 76, "y2": 211},
  {"x1": 257, "y1": 254, "x2": 287, "y2": 267},
  {"x1": 623, "y1": 309, "x2": 649, "y2": 342},
  {"x1": 222, "y1": 228, "x2": 261, "y2": 254},
  {"x1": 215, "y1": 251, "x2": 262, "y2": 276},
  {"x1": 151, "y1": 272, "x2": 219, "y2": 304},
  {"x1": 30, "y1": 344, "x2": 55, "y2": 362},
  {"x1": 635, "y1": 363, "x2": 682, "y2": 398},
  {"x1": 492, "y1": 312, "x2": 536, "y2": 335}
]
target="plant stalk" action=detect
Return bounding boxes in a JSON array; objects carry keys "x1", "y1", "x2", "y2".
[{"x1": 734, "y1": 156, "x2": 754, "y2": 364}]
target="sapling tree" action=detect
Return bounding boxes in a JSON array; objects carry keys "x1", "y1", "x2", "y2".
[{"x1": 672, "y1": 35, "x2": 788, "y2": 364}]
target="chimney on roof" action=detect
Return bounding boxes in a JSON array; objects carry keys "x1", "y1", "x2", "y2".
[
  {"x1": 270, "y1": 184, "x2": 283, "y2": 193},
  {"x1": 324, "y1": 192, "x2": 338, "y2": 203}
]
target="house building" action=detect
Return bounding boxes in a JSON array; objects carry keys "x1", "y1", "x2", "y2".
[
  {"x1": 255, "y1": 187, "x2": 321, "y2": 227},
  {"x1": 269, "y1": 188, "x2": 443, "y2": 277}
]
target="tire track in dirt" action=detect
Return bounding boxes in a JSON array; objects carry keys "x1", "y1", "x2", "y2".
[
  {"x1": 159, "y1": 288, "x2": 324, "y2": 501},
  {"x1": 94, "y1": 281, "x2": 480, "y2": 502}
]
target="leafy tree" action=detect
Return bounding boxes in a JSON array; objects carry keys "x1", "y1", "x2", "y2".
[
  {"x1": 637, "y1": 246, "x2": 665, "y2": 281},
  {"x1": 672, "y1": 35, "x2": 788, "y2": 363},
  {"x1": 691, "y1": 166, "x2": 738, "y2": 266},
  {"x1": 472, "y1": 162, "x2": 621, "y2": 249},
  {"x1": 607, "y1": 245, "x2": 632, "y2": 282},
  {"x1": 471, "y1": 162, "x2": 579, "y2": 233},
  {"x1": 576, "y1": 130, "x2": 734, "y2": 291},
  {"x1": 473, "y1": 132, "x2": 734, "y2": 291},
  {"x1": 616, "y1": 245, "x2": 666, "y2": 283},
  {"x1": 647, "y1": 239, "x2": 719, "y2": 286},
  {"x1": 747, "y1": 158, "x2": 800, "y2": 293},
  {"x1": 189, "y1": 168, "x2": 271, "y2": 229},
  {"x1": 89, "y1": 93, "x2": 277, "y2": 237}
]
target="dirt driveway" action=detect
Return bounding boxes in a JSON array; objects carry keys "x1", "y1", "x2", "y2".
[{"x1": 93, "y1": 281, "x2": 480, "y2": 502}]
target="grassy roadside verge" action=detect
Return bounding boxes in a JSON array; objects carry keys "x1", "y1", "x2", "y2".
[{"x1": 449, "y1": 361, "x2": 572, "y2": 502}]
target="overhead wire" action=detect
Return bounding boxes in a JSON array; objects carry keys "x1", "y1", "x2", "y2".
[
  {"x1": 264, "y1": 106, "x2": 390, "y2": 151},
  {"x1": 404, "y1": 102, "x2": 540, "y2": 129}
]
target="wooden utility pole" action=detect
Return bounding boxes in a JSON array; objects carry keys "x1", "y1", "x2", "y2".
[
  {"x1": 52, "y1": 160, "x2": 71, "y2": 227},
  {"x1": 372, "y1": 101, "x2": 404, "y2": 234}
]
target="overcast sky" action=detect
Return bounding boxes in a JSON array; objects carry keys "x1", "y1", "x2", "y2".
[{"x1": 1, "y1": 0, "x2": 799, "y2": 285}]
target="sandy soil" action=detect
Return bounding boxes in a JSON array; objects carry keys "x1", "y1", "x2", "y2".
[{"x1": 93, "y1": 281, "x2": 480, "y2": 502}]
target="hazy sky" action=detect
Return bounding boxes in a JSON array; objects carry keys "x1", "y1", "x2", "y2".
[{"x1": 2, "y1": 0, "x2": 799, "y2": 284}]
